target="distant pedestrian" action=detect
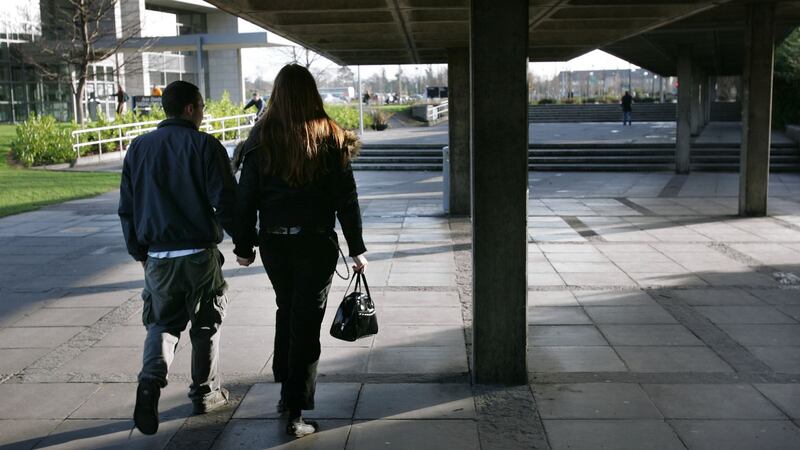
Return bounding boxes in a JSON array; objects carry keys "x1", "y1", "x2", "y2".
[
  {"x1": 119, "y1": 80, "x2": 236, "y2": 436},
  {"x1": 115, "y1": 84, "x2": 128, "y2": 115},
  {"x1": 243, "y1": 91, "x2": 265, "y2": 118},
  {"x1": 233, "y1": 64, "x2": 368, "y2": 438},
  {"x1": 621, "y1": 90, "x2": 633, "y2": 126}
]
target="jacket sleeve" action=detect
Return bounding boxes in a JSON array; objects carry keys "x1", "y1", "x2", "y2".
[
  {"x1": 204, "y1": 137, "x2": 238, "y2": 240},
  {"x1": 233, "y1": 148, "x2": 259, "y2": 259},
  {"x1": 335, "y1": 160, "x2": 367, "y2": 257},
  {"x1": 243, "y1": 99, "x2": 255, "y2": 111},
  {"x1": 118, "y1": 146, "x2": 148, "y2": 261}
]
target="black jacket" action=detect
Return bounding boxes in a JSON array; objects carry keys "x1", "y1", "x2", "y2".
[
  {"x1": 233, "y1": 122, "x2": 366, "y2": 259},
  {"x1": 118, "y1": 118, "x2": 237, "y2": 261}
]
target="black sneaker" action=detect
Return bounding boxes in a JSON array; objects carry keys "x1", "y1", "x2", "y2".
[
  {"x1": 286, "y1": 417, "x2": 319, "y2": 438},
  {"x1": 134, "y1": 380, "x2": 160, "y2": 435},
  {"x1": 192, "y1": 387, "x2": 229, "y2": 414}
]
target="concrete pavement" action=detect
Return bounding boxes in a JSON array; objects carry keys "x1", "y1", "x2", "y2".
[{"x1": 2, "y1": 164, "x2": 800, "y2": 447}]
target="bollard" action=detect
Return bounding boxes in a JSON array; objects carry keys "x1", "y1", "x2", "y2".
[{"x1": 442, "y1": 145, "x2": 450, "y2": 214}]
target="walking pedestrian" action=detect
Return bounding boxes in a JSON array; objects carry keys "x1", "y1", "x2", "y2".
[
  {"x1": 233, "y1": 64, "x2": 368, "y2": 438},
  {"x1": 621, "y1": 90, "x2": 633, "y2": 126},
  {"x1": 115, "y1": 84, "x2": 128, "y2": 115},
  {"x1": 243, "y1": 91, "x2": 266, "y2": 118},
  {"x1": 119, "y1": 80, "x2": 237, "y2": 435}
]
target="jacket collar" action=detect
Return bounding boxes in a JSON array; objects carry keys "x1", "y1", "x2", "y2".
[{"x1": 158, "y1": 117, "x2": 199, "y2": 130}]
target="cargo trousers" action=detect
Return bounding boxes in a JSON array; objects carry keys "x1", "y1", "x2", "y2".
[{"x1": 138, "y1": 248, "x2": 228, "y2": 408}]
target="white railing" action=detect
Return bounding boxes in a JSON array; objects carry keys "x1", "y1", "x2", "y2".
[
  {"x1": 72, "y1": 113, "x2": 256, "y2": 160},
  {"x1": 427, "y1": 101, "x2": 449, "y2": 122}
]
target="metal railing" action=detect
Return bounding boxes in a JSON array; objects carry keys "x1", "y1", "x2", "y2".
[
  {"x1": 427, "y1": 101, "x2": 449, "y2": 122},
  {"x1": 72, "y1": 113, "x2": 256, "y2": 160}
]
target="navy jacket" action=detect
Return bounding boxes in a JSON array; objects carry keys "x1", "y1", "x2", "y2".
[
  {"x1": 233, "y1": 122, "x2": 366, "y2": 259},
  {"x1": 118, "y1": 118, "x2": 237, "y2": 261}
]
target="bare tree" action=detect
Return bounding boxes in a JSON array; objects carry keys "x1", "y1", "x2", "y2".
[{"x1": 11, "y1": 0, "x2": 147, "y2": 123}]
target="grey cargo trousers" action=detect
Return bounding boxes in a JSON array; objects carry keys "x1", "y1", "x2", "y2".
[{"x1": 138, "y1": 248, "x2": 228, "y2": 407}]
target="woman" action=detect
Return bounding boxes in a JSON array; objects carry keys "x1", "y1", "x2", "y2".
[{"x1": 233, "y1": 64, "x2": 368, "y2": 438}]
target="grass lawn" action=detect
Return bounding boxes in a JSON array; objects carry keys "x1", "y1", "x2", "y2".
[{"x1": 0, "y1": 124, "x2": 120, "y2": 218}]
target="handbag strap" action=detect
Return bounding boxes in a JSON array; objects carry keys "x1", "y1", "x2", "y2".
[{"x1": 358, "y1": 271, "x2": 372, "y2": 299}]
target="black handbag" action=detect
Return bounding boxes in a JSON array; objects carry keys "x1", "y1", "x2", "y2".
[{"x1": 330, "y1": 271, "x2": 378, "y2": 342}]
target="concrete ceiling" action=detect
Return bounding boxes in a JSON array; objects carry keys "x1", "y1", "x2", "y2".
[
  {"x1": 201, "y1": 0, "x2": 745, "y2": 65},
  {"x1": 201, "y1": 0, "x2": 800, "y2": 74},
  {"x1": 601, "y1": 2, "x2": 800, "y2": 76}
]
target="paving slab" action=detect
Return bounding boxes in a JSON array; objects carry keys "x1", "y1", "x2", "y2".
[
  {"x1": 0, "y1": 384, "x2": 101, "y2": 419},
  {"x1": 0, "y1": 419, "x2": 62, "y2": 450},
  {"x1": 544, "y1": 420, "x2": 685, "y2": 450},
  {"x1": 212, "y1": 419, "x2": 351, "y2": 449},
  {"x1": 533, "y1": 383, "x2": 662, "y2": 419},
  {"x1": 528, "y1": 307, "x2": 593, "y2": 325},
  {"x1": 668, "y1": 420, "x2": 800, "y2": 450},
  {"x1": 642, "y1": 384, "x2": 786, "y2": 419},
  {"x1": 754, "y1": 384, "x2": 800, "y2": 419},
  {"x1": 529, "y1": 325, "x2": 608, "y2": 346},
  {"x1": 614, "y1": 346, "x2": 733, "y2": 372},
  {"x1": 12, "y1": 307, "x2": 113, "y2": 327},
  {"x1": 584, "y1": 305, "x2": 678, "y2": 324},
  {"x1": 347, "y1": 419, "x2": 479, "y2": 450},
  {"x1": 69, "y1": 382, "x2": 192, "y2": 420},
  {"x1": 354, "y1": 383, "x2": 474, "y2": 419},
  {"x1": 31, "y1": 418, "x2": 182, "y2": 450},
  {"x1": 599, "y1": 324, "x2": 703, "y2": 346},
  {"x1": 528, "y1": 346, "x2": 628, "y2": 372},
  {"x1": 367, "y1": 346, "x2": 468, "y2": 374},
  {"x1": 746, "y1": 346, "x2": 800, "y2": 373},
  {"x1": 572, "y1": 289, "x2": 658, "y2": 306},
  {"x1": 234, "y1": 383, "x2": 361, "y2": 419}
]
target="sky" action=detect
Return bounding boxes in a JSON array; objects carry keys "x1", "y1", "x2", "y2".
[{"x1": 237, "y1": 19, "x2": 640, "y2": 83}]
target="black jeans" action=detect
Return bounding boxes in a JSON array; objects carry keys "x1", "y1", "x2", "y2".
[
  {"x1": 139, "y1": 248, "x2": 228, "y2": 407},
  {"x1": 259, "y1": 231, "x2": 339, "y2": 411}
]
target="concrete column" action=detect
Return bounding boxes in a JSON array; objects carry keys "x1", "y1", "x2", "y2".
[
  {"x1": 704, "y1": 76, "x2": 714, "y2": 124},
  {"x1": 739, "y1": 2, "x2": 776, "y2": 217},
  {"x1": 471, "y1": 0, "x2": 528, "y2": 384},
  {"x1": 207, "y1": 12, "x2": 245, "y2": 103},
  {"x1": 690, "y1": 65, "x2": 703, "y2": 135},
  {"x1": 120, "y1": 0, "x2": 148, "y2": 96},
  {"x1": 676, "y1": 45, "x2": 692, "y2": 174},
  {"x1": 447, "y1": 48, "x2": 471, "y2": 216}
]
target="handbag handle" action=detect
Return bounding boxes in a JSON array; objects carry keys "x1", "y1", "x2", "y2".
[{"x1": 357, "y1": 271, "x2": 372, "y2": 300}]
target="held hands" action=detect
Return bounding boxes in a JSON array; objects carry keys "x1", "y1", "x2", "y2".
[
  {"x1": 237, "y1": 249, "x2": 256, "y2": 267},
  {"x1": 352, "y1": 254, "x2": 368, "y2": 273}
]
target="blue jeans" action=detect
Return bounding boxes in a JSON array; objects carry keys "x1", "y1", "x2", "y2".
[{"x1": 623, "y1": 111, "x2": 632, "y2": 125}]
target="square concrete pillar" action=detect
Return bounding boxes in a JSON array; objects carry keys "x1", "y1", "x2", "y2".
[
  {"x1": 447, "y1": 48, "x2": 471, "y2": 216},
  {"x1": 470, "y1": 0, "x2": 528, "y2": 384},
  {"x1": 739, "y1": 2, "x2": 776, "y2": 217},
  {"x1": 676, "y1": 45, "x2": 692, "y2": 174}
]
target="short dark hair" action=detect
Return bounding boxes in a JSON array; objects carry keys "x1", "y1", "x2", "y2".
[{"x1": 162, "y1": 81, "x2": 201, "y2": 117}]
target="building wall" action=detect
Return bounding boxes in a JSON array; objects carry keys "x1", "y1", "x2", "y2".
[{"x1": 120, "y1": 0, "x2": 149, "y2": 97}]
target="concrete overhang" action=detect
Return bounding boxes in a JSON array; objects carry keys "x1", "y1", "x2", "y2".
[
  {"x1": 145, "y1": 0, "x2": 218, "y2": 13},
  {"x1": 95, "y1": 32, "x2": 286, "y2": 52},
  {"x1": 601, "y1": 2, "x2": 800, "y2": 77},
  {"x1": 198, "y1": 0, "x2": 755, "y2": 65}
]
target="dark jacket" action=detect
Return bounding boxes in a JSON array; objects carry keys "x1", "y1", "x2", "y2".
[
  {"x1": 243, "y1": 98, "x2": 264, "y2": 115},
  {"x1": 621, "y1": 94, "x2": 633, "y2": 112},
  {"x1": 118, "y1": 118, "x2": 237, "y2": 261},
  {"x1": 233, "y1": 122, "x2": 366, "y2": 259}
]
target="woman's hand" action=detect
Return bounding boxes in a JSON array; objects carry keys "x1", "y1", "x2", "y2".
[{"x1": 352, "y1": 254, "x2": 368, "y2": 273}]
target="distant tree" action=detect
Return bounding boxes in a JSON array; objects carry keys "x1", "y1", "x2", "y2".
[
  {"x1": 773, "y1": 27, "x2": 800, "y2": 128},
  {"x1": 11, "y1": 0, "x2": 148, "y2": 124},
  {"x1": 334, "y1": 66, "x2": 355, "y2": 87}
]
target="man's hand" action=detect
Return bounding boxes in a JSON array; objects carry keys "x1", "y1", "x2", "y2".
[
  {"x1": 352, "y1": 253, "x2": 368, "y2": 273},
  {"x1": 237, "y1": 255, "x2": 255, "y2": 266}
]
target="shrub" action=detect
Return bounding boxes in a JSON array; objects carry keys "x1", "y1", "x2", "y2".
[
  {"x1": 537, "y1": 98, "x2": 557, "y2": 105},
  {"x1": 204, "y1": 91, "x2": 245, "y2": 141},
  {"x1": 324, "y1": 104, "x2": 373, "y2": 130},
  {"x1": 11, "y1": 115, "x2": 77, "y2": 167}
]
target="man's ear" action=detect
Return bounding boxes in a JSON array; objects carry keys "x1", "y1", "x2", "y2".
[{"x1": 183, "y1": 103, "x2": 195, "y2": 118}]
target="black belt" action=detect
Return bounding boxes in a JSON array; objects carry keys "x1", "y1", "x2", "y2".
[{"x1": 263, "y1": 226, "x2": 331, "y2": 235}]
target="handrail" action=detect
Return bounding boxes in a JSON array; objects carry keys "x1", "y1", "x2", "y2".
[
  {"x1": 72, "y1": 113, "x2": 256, "y2": 159},
  {"x1": 427, "y1": 101, "x2": 449, "y2": 122}
]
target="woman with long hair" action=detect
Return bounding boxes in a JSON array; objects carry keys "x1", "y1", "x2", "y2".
[{"x1": 233, "y1": 64, "x2": 368, "y2": 438}]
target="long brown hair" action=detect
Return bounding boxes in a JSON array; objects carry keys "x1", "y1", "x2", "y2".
[{"x1": 258, "y1": 64, "x2": 349, "y2": 186}]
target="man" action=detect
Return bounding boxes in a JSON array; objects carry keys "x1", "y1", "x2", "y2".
[
  {"x1": 243, "y1": 91, "x2": 265, "y2": 118},
  {"x1": 119, "y1": 80, "x2": 237, "y2": 435},
  {"x1": 114, "y1": 84, "x2": 128, "y2": 115},
  {"x1": 621, "y1": 90, "x2": 633, "y2": 126}
]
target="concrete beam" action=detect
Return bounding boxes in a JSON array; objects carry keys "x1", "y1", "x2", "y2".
[
  {"x1": 739, "y1": 2, "x2": 776, "y2": 217},
  {"x1": 471, "y1": 0, "x2": 528, "y2": 384},
  {"x1": 676, "y1": 44, "x2": 692, "y2": 174},
  {"x1": 447, "y1": 47, "x2": 470, "y2": 216}
]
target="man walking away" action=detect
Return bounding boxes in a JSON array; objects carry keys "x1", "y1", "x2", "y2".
[
  {"x1": 118, "y1": 80, "x2": 237, "y2": 435},
  {"x1": 244, "y1": 91, "x2": 265, "y2": 118},
  {"x1": 621, "y1": 90, "x2": 633, "y2": 126}
]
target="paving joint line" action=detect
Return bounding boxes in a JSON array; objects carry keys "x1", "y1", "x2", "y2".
[
  {"x1": 614, "y1": 197, "x2": 659, "y2": 216},
  {"x1": 561, "y1": 216, "x2": 606, "y2": 242},
  {"x1": 707, "y1": 242, "x2": 800, "y2": 285}
]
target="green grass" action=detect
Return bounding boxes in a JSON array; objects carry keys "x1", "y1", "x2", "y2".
[
  {"x1": 0, "y1": 124, "x2": 120, "y2": 218},
  {"x1": 374, "y1": 104, "x2": 412, "y2": 114}
]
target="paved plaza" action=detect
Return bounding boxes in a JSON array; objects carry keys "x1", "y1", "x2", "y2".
[{"x1": 1, "y1": 123, "x2": 800, "y2": 448}]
